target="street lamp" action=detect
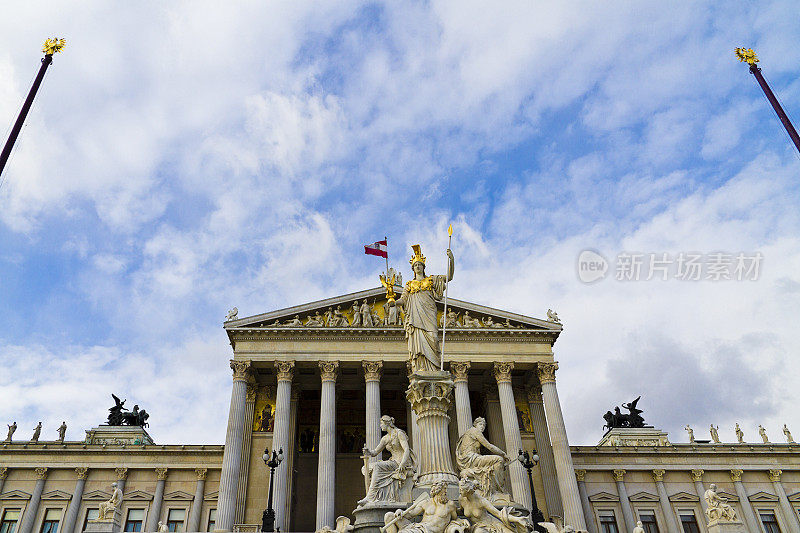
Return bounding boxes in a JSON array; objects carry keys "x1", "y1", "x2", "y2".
[
  {"x1": 518, "y1": 449, "x2": 546, "y2": 533},
  {"x1": 262, "y1": 447, "x2": 284, "y2": 533}
]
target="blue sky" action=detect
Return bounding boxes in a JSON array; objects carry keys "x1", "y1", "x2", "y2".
[{"x1": 1, "y1": 1, "x2": 799, "y2": 446}]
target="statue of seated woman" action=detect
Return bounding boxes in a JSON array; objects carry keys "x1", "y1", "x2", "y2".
[
  {"x1": 358, "y1": 415, "x2": 416, "y2": 506},
  {"x1": 459, "y1": 478, "x2": 532, "y2": 533},
  {"x1": 456, "y1": 417, "x2": 510, "y2": 501}
]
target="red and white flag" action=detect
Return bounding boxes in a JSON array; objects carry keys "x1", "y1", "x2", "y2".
[{"x1": 364, "y1": 239, "x2": 388, "y2": 258}]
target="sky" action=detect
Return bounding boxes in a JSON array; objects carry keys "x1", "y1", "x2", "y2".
[{"x1": 1, "y1": 1, "x2": 799, "y2": 447}]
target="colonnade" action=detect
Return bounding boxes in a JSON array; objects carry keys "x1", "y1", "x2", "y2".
[{"x1": 215, "y1": 358, "x2": 586, "y2": 531}]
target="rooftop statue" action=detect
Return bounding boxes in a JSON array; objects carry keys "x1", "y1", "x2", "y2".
[
  {"x1": 387, "y1": 245, "x2": 454, "y2": 373},
  {"x1": 107, "y1": 394, "x2": 150, "y2": 427},
  {"x1": 602, "y1": 396, "x2": 646, "y2": 430}
]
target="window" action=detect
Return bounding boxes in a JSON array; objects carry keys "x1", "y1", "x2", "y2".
[
  {"x1": 82, "y1": 509, "x2": 99, "y2": 532},
  {"x1": 40, "y1": 509, "x2": 61, "y2": 533},
  {"x1": 166, "y1": 509, "x2": 186, "y2": 532},
  {"x1": 206, "y1": 509, "x2": 216, "y2": 532},
  {"x1": 679, "y1": 512, "x2": 700, "y2": 533},
  {"x1": 0, "y1": 509, "x2": 21, "y2": 533},
  {"x1": 598, "y1": 511, "x2": 619, "y2": 533},
  {"x1": 639, "y1": 512, "x2": 659, "y2": 533},
  {"x1": 124, "y1": 510, "x2": 145, "y2": 532},
  {"x1": 760, "y1": 512, "x2": 781, "y2": 533}
]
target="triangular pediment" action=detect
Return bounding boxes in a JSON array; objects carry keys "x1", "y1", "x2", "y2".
[
  {"x1": 204, "y1": 490, "x2": 219, "y2": 501},
  {"x1": 668, "y1": 491, "x2": 699, "y2": 502},
  {"x1": 42, "y1": 490, "x2": 72, "y2": 500},
  {"x1": 589, "y1": 491, "x2": 619, "y2": 502},
  {"x1": 225, "y1": 286, "x2": 562, "y2": 335},
  {"x1": 0, "y1": 489, "x2": 31, "y2": 500},
  {"x1": 125, "y1": 490, "x2": 154, "y2": 500},
  {"x1": 788, "y1": 492, "x2": 800, "y2": 502},
  {"x1": 165, "y1": 490, "x2": 194, "y2": 501},
  {"x1": 84, "y1": 490, "x2": 111, "y2": 500},
  {"x1": 748, "y1": 491, "x2": 778, "y2": 502},
  {"x1": 629, "y1": 491, "x2": 659, "y2": 502},
  {"x1": 716, "y1": 491, "x2": 738, "y2": 502}
]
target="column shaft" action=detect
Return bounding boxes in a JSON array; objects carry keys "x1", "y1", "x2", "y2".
[
  {"x1": 146, "y1": 473, "x2": 167, "y2": 532},
  {"x1": 451, "y1": 362, "x2": 473, "y2": 436},
  {"x1": 528, "y1": 386, "x2": 563, "y2": 518},
  {"x1": 316, "y1": 362, "x2": 338, "y2": 530},
  {"x1": 235, "y1": 385, "x2": 257, "y2": 524},
  {"x1": 731, "y1": 475, "x2": 759, "y2": 533},
  {"x1": 495, "y1": 363, "x2": 531, "y2": 509},
  {"x1": 283, "y1": 389, "x2": 300, "y2": 530},
  {"x1": 363, "y1": 361, "x2": 383, "y2": 466},
  {"x1": 653, "y1": 473, "x2": 679, "y2": 533},
  {"x1": 188, "y1": 471, "x2": 207, "y2": 533},
  {"x1": 770, "y1": 471, "x2": 800, "y2": 533},
  {"x1": 273, "y1": 361, "x2": 294, "y2": 532},
  {"x1": 614, "y1": 472, "x2": 636, "y2": 533},
  {"x1": 217, "y1": 360, "x2": 251, "y2": 532},
  {"x1": 18, "y1": 469, "x2": 47, "y2": 533},
  {"x1": 691, "y1": 470, "x2": 707, "y2": 515},
  {"x1": 538, "y1": 364, "x2": 586, "y2": 530},
  {"x1": 575, "y1": 473, "x2": 597, "y2": 533},
  {"x1": 61, "y1": 470, "x2": 88, "y2": 533}
]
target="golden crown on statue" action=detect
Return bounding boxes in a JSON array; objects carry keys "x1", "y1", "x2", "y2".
[{"x1": 409, "y1": 244, "x2": 426, "y2": 266}]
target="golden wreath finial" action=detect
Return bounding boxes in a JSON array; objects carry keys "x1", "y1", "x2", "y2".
[
  {"x1": 409, "y1": 244, "x2": 426, "y2": 266},
  {"x1": 42, "y1": 37, "x2": 66, "y2": 56},
  {"x1": 735, "y1": 47, "x2": 758, "y2": 66}
]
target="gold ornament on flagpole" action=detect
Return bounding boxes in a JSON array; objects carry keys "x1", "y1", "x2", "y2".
[
  {"x1": 735, "y1": 47, "x2": 758, "y2": 66},
  {"x1": 42, "y1": 38, "x2": 66, "y2": 56}
]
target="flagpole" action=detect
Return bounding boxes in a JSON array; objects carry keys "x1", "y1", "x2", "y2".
[
  {"x1": 384, "y1": 236, "x2": 390, "y2": 278},
  {"x1": 440, "y1": 224, "x2": 453, "y2": 372}
]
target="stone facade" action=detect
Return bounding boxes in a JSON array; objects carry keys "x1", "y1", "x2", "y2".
[{"x1": 1, "y1": 286, "x2": 799, "y2": 533}]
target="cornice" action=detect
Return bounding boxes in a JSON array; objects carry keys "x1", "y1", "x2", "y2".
[{"x1": 227, "y1": 328, "x2": 558, "y2": 343}]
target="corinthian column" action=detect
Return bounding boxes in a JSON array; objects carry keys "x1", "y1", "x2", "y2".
[
  {"x1": 613, "y1": 470, "x2": 635, "y2": 533},
  {"x1": 316, "y1": 361, "x2": 338, "y2": 530},
  {"x1": 217, "y1": 359, "x2": 251, "y2": 532},
  {"x1": 691, "y1": 470, "x2": 707, "y2": 514},
  {"x1": 575, "y1": 471, "x2": 597, "y2": 533},
  {"x1": 0, "y1": 468, "x2": 7, "y2": 495},
  {"x1": 146, "y1": 468, "x2": 168, "y2": 532},
  {"x1": 494, "y1": 362, "x2": 530, "y2": 509},
  {"x1": 235, "y1": 384, "x2": 257, "y2": 524},
  {"x1": 537, "y1": 362, "x2": 586, "y2": 530},
  {"x1": 283, "y1": 388, "x2": 300, "y2": 530},
  {"x1": 730, "y1": 470, "x2": 759, "y2": 533},
  {"x1": 61, "y1": 467, "x2": 89, "y2": 533},
  {"x1": 769, "y1": 469, "x2": 800, "y2": 533},
  {"x1": 363, "y1": 360, "x2": 383, "y2": 464},
  {"x1": 527, "y1": 383, "x2": 562, "y2": 519},
  {"x1": 451, "y1": 361, "x2": 472, "y2": 436},
  {"x1": 18, "y1": 467, "x2": 48, "y2": 533},
  {"x1": 273, "y1": 360, "x2": 295, "y2": 532},
  {"x1": 188, "y1": 469, "x2": 208, "y2": 533},
  {"x1": 652, "y1": 470, "x2": 679, "y2": 533}
]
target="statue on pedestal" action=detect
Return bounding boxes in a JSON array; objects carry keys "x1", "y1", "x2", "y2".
[
  {"x1": 632, "y1": 521, "x2": 645, "y2": 533},
  {"x1": 784, "y1": 424, "x2": 795, "y2": 443},
  {"x1": 358, "y1": 416, "x2": 417, "y2": 506},
  {"x1": 758, "y1": 425, "x2": 769, "y2": 443},
  {"x1": 704, "y1": 484, "x2": 738, "y2": 522},
  {"x1": 5, "y1": 422, "x2": 16, "y2": 442},
  {"x1": 458, "y1": 478, "x2": 531, "y2": 533},
  {"x1": 158, "y1": 522, "x2": 168, "y2": 533},
  {"x1": 382, "y1": 481, "x2": 469, "y2": 533},
  {"x1": 685, "y1": 425, "x2": 695, "y2": 443},
  {"x1": 98, "y1": 482, "x2": 123, "y2": 519},
  {"x1": 455, "y1": 418, "x2": 509, "y2": 500},
  {"x1": 734, "y1": 423, "x2": 744, "y2": 443},
  {"x1": 57, "y1": 422, "x2": 67, "y2": 443},
  {"x1": 387, "y1": 245, "x2": 454, "y2": 373},
  {"x1": 710, "y1": 425, "x2": 720, "y2": 444},
  {"x1": 31, "y1": 422, "x2": 42, "y2": 443}
]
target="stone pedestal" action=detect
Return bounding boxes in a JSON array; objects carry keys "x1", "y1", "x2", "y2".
[
  {"x1": 406, "y1": 371, "x2": 459, "y2": 487},
  {"x1": 352, "y1": 502, "x2": 409, "y2": 533},
  {"x1": 597, "y1": 427, "x2": 670, "y2": 447},
  {"x1": 84, "y1": 426, "x2": 154, "y2": 446},
  {"x1": 83, "y1": 510, "x2": 121, "y2": 533},
  {"x1": 706, "y1": 520, "x2": 747, "y2": 533}
]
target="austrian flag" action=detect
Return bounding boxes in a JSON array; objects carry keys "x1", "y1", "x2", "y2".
[{"x1": 364, "y1": 239, "x2": 388, "y2": 258}]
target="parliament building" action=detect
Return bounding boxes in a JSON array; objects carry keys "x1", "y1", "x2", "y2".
[{"x1": 1, "y1": 280, "x2": 799, "y2": 533}]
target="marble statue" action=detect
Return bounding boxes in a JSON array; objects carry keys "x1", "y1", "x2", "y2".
[
  {"x1": 709, "y1": 424, "x2": 720, "y2": 444},
  {"x1": 286, "y1": 315, "x2": 304, "y2": 327},
  {"x1": 382, "y1": 481, "x2": 469, "y2": 533},
  {"x1": 31, "y1": 422, "x2": 42, "y2": 443},
  {"x1": 57, "y1": 421, "x2": 67, "y2": 443},
  {"x1": 456, "y1": 417, "x2": 509, "y2": 500},
  {"x1": 384, "y1": 300, "x2": 400, "y2": 326},
  {"x1": 98, "y1": 482, "x2": 123, "y2": 519},
  {"x1": 537, "y1": 516, "x2": 587, "y2": 533},
  {"x1": 440, "y1": 310, "x2": 458, "y2": 328},
  {"x1": 389, "y1": 245, "x2": 454, "y2": 372},
  {"x1": 317, "y1": 516, "x2": 354, "y2": 533},
  {"x1": 361, "y1": 300, "x2": 374, "y2": 327},
  {"x1": 330, "y1": 306, "x2": 348, "y2": 327},
  {"x1": 783, "y1": 424, "x2": 794, "y2": 443},
  {"x1": 458, "y1": 478, "x2": 531, "y2": 533},
  {"x1": 306, "y1": 312, "x2": 325, "y2": 327},
  {"x1": 5, "y1": 422, "x2": 16, "y2": 442},
  {"x1": 158, "y1": 521, "x2": 168, "y2": 533},
  {"x1": 704, "y1": 484, "x2": 738, "y2": 522},
  {"x1": 324, "y1": 307, "x2": 333, "y2": 327},
  {"x1": 735, "y1": 423, "x2": 744, "y2": 443},
  {"x1": 546, "y1": 309, "x2": 561, "y2": 324},
  {"x1": 351, "y1": 301, "x2": 363, "y2": 327},
  {"x1": 684, "y1": 425, "x2": 695, "y2": 443},
  {"x1": 461, "y1": 311, "x2": 481, "y2": 328},
  {"x1": 226, "y1": 307, "x2": 238, "y2": 321},
  {"x1": 358, "y1": 415, "x2": 417, "y2": 506},
  {"x1": 632, "y1": 521, "x2": 645, "y2": 533},
  {"x1": 483, "y1": 317, "x2": 503, "y2": 328},
  {"x1": 758, "y1": 425, "x2": 769, "y2": 443},
  {"x1": 371, "y1": 302, "x2": 382, "y2": 327},
  {"x1": 387, "y1": 267, "x2": 403, "y2": 287}
]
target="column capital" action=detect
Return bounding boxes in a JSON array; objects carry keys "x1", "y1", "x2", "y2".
[
  {"x1": 493, "y1": 361, "x2": 514, "y2": 384},
  {"x1": 362, "y1": 360, "x2": 383, "y2": 382},
  {"x1": 115, "y1": 467, "x2": 129, "y2": 480},
  {"x1": 195, "y1": 468, "x2": 208, "y2": 481},
  {"x1": 730, "y1": 469, "x2": 743, "y2": 482},
  {"x1": 246, "y1": 384, "x2": 258, "y2": 403},
  {"x1": 451, "y1": 361, "x2": 471, "y2": 383},
  {"x1": 537, "y1": 362, "x2": 558, "y2": 384},
  {"x1": 768, "y1": 469, "x2": 782, "y2": 482},
  {"x1": 155, "y1": 467, "x2": 168, "y2": 480},
  {"x1": 612, "y1": 469, "x2": 626, "y2": 482},
  {"x1": 230, "y1": 359, "x2": 252, "y2": 381},
  {"x1": 0, "y1": 467, "x2": 7, "y2": 480},
  {"x1": 690, "y1": 469, "x2": 704, "y2": 482},
  {"x1": 319, "y1": 361, "x2": 339, "y2": 382},
  {"x1": 75, "y1": 467, "x2": 89, "y2": 479},
  {"x1": 275, "y1": 360, "x2": 295, "y2": 382},
  {"x1": 34, "y1": 467, "x2": 48, "y2": 480},
  {"x1": 652, "y1": 469, "x2": 665, "y2": 482},
  {"x1": 575, "y1": 469, "x2": 586, "y2": 482}
]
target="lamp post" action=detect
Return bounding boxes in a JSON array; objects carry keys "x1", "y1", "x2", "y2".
[
  {"x1": 519, "y1": 449, "x2": 546, "y2": 533},
  {"x1": 262, "y1": 447, "x2": 283, "y2": 533}
]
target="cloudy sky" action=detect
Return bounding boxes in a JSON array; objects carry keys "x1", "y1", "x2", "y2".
[{"x1": 1, "y1": 1, "x2": 799, "y2": 447}]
